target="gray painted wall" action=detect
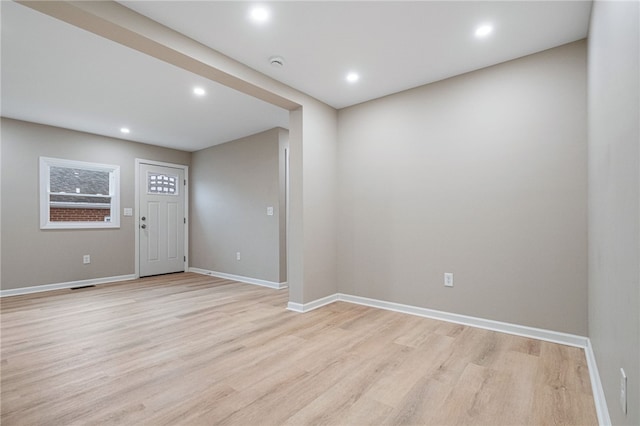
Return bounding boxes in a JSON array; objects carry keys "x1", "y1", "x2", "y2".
[
  {"x1": 588, "y1": 1, "x2": 640, "y2": 424},
  {"x1": 337, "y1": 41, "x2": 588, "y2": 335},
  {"x1": 190, "y1": 127, "x2": 287, "y2": 284},
  {"x1": 302, "y1": 103, "x2": 339, "y2": 302},
  {"x1": 0, "y1": 118, "x2": 191, "y2": 290},
  {"x1": 287, "y1": 104, "x2": 339, "y2": 304}
]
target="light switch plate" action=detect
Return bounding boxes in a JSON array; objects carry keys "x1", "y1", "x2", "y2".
[
  {"x1": 123, "y1": 208, "x2": 133, "y2": 216},
  {"x1": 267, "y1": 206, "x2": 274, "y2": 216}
]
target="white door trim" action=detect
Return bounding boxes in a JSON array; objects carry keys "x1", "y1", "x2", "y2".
[{"x1": 135, "y1": 158, "x2": 189, "y2": 278}]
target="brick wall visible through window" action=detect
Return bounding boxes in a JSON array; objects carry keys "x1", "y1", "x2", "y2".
[{"x1": 50, "y1": 208, "x2": 111, "y2": 222}]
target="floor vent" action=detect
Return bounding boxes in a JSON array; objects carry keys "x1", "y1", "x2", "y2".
[{"x1": 70, "y1": 285, "x2": 96, "y2": 290}]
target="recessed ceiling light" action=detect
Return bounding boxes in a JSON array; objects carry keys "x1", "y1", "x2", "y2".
[
  {"x1": 346, "y1": 72, "x2": 360, "y2": 83},
  {"x1": 120, "y1": 127, "x2": 130, "y2": 134},
  {"x1": 475, "y1": 24, "x2": 493, "y2": 38},
  {"x1": 193, "y1": 87, "x2": 206, "y2": 96},
  {"x1": 250, "y1": 6, "x2": 269, "y2": 23}
]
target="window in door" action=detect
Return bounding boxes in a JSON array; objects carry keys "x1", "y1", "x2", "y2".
[{"x1": 147, "y1": 172, "x2": 179, "y2": 195}]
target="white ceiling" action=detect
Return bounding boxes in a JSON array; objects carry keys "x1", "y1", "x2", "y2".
[
  {"x1": 120, "y1": 1, "x2": 592, "y2": 109},
  {"x1": 1, "y1": 1, "x2": 592, "y2": 152},
  {"x1": 0, "y1": 1, "x2": 289, "y2": 152}
]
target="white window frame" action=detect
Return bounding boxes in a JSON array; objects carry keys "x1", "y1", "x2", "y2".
[{"x1": 39, "y1": 157, "x2": 120, "y2": 229}]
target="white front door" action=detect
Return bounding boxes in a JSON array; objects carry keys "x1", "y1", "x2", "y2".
[{"x1": 139, "y1": 163, "x2": 185, "y2": 277}]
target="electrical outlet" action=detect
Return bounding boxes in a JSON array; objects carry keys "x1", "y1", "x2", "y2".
[
  {"x1": 444, "y1": 273, "x2": 453, "y2": 287},
  {"x1": 83, "y1": 255, "x2": 91, "y2": 264},
  {"x1": 620, "y1": 368, "x2": 627, "y2": 414},
  {"x1": 267, "y1": 206, "x2": 274, "y2": 216},
  {"x1": 236, "y1": 252, "x2": 241, "y2": 261}
]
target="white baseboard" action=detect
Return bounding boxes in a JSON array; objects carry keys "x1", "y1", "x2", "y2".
[
  {"x1": 0, "y1": 274, "x2": 137, "y2": 297},
  {"x1": 287, "y1": 292, "x2": 587, "y2": 346},
  {"x1": 287, "y1": 293, "x2": 338, "y2": 313},
  {"x1": 585, "y1": 339, "x2": 611, "y2": 426},
  {"x1": 337, "y1": 293, "x2": 589, "y2": 348},
  {"x1": 189, "y1": 267, "x2": 288, "y2": 290}
]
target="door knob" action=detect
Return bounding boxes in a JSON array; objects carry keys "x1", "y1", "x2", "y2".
[
  {"x1": 141, "y1": 224, "x2": 147, "y2": 229},
  {"x1": 141, "y1": 216, "x2": 146, "y2": 221}
]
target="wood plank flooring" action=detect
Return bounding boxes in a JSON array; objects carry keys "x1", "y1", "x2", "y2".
[{"x1": 1, "y1": 273, "x2": 598, "y2": 425}]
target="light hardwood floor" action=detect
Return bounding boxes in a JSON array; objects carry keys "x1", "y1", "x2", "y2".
[{"x1": 1, "y1": 273, "x2": 597, "y2": 425}]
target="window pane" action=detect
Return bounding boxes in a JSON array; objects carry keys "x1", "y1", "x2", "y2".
[
  {"x1": 49, "y1": 205, "x2": 112, "y2": 222},
  {"x1": 50, "y1": 167, "x2": 110, "y2": 195},
  {"x1": 148, "y1": 173, "x2": 178, "y2": 195}
]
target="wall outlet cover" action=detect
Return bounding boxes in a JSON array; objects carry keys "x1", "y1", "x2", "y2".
[{"x1": 444, "y1": 273, "x2": 454, "y2": 287}]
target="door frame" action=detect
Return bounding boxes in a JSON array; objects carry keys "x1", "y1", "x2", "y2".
[{"x1": 134, "y1": 158, "x2": 189, "y2": 278}]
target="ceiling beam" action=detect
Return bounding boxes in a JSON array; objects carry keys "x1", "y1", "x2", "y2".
[{"x1": 18, "y1": 1, "x2": 302, "y2": 111}]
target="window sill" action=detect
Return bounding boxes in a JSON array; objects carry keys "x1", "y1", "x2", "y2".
[{"x1": 41, "y1": 221, "x2": 120, "y2": 230}]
